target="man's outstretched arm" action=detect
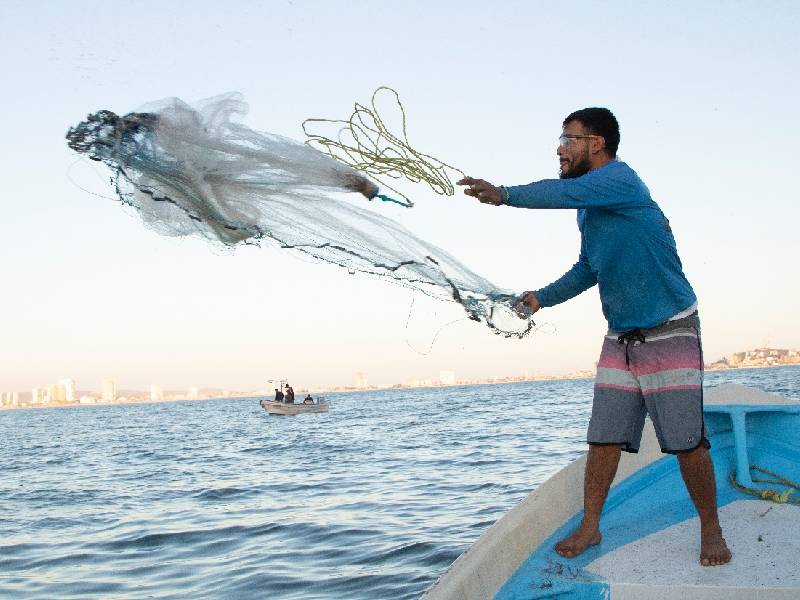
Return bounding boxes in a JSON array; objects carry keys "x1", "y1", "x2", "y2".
[
  {"x1": 457, "y1": 165, "x2": 647, "y2": 211},
  {"x1": 529, "y1": 254, "x2": 597, "y2": 309}
]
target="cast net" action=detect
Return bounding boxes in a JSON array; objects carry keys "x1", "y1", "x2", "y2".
[{"x1": 65, "y1": 92, "x2": 534, "y2": 337}]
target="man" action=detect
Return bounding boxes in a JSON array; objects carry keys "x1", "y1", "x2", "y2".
[{"x1": 457, "y1": 108, "x2": 731, "y2": 567}]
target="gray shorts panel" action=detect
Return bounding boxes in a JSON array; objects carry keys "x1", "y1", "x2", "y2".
[{"x1": 587, "y1": 386, "x2": 647, "y2": 453}]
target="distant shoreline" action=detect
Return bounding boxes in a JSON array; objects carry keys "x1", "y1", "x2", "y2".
[{"x1": 3, "y1": 363, "x2": 797, "y2": 412}]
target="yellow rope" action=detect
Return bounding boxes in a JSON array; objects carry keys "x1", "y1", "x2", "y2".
[
  {"x1": 729, "y1": 465, "x2": 800, "y2": 505},
  {"x1": 302, "y1": 86, "x2": 465, "y2": 205}
]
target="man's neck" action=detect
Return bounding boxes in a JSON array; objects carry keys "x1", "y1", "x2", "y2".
[{"x1": 590, "y1": 155, "x2": 613, "y2": 171}]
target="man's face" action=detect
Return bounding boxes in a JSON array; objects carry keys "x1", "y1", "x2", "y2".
[{"x1": 557, "y1": 120, "x2": 593, "y2": 179}]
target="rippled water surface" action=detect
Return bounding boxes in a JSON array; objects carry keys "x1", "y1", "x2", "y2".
[{"x1": 1, "y1": 368, "x2": 798, "y2": 599}]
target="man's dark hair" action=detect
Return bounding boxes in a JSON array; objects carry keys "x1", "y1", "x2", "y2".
[{"x1": 563, "y1": 108, "x2": 620, "y2": 157}]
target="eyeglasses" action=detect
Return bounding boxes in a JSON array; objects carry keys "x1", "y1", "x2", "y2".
[{"x1": 558, "y1": 134, "x2": 598, "y2": 148}]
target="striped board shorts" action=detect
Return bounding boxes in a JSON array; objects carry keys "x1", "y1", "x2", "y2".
[{"x1": 587, "y1": 312, "x2": 708, "y2": 454}]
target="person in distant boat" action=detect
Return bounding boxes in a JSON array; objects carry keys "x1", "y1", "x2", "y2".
[
  {"x1": 458, "y1": 108, "x2": 731, "y2": 567},
  {"x1": 285, "y1": 384, "x2": 295, "y2": 404},
  {"x1": 274, "y1": 388, "x2": 284, "y2": 402},
  {"x1": 303, "y1": 394, "x2": 314, "y2": 404}
]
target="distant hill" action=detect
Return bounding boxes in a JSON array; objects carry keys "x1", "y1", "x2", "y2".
[{"x1": 707, "y1": 347, "x2": 800, "y2": 370}]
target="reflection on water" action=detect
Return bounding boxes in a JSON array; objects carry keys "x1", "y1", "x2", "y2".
[{"x1": 0, "y1": 368, "x2": 797, "y2": 599}]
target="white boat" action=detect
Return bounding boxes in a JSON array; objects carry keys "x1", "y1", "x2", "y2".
[
  {"x1": 260, "y1": 397, "x2": 329, "y2": 416},
  {"x1": 423, "y1": 384, "x2": 800, "y2": 600}
]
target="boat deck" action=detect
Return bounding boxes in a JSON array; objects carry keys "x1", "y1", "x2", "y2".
[{"x1": 587, "y1": 499, "x2": 800, "y2": 590}]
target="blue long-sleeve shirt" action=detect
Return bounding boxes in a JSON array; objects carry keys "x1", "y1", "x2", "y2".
[{"x1": 506, "y1": 160, "x2": 696, "y2": 331}]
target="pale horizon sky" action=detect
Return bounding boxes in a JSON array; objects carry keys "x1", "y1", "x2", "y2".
[{"x1": 2, "y1": 1, "x2": 799, "y2": 393}]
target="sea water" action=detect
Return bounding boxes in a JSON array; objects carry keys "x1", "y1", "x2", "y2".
[{"x1": 1, "y1": 367, "x2": 798, "y2": 599}]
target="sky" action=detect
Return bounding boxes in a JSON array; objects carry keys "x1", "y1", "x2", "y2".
[{"x1": 1, "y1": 1, "x2": 799, "y2": 392}]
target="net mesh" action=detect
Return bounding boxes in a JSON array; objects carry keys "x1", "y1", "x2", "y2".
[{"x1": 66, "y1": 92, "x2": 534, "y2": 337}]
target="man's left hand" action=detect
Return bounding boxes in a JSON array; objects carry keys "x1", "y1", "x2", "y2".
[{"x1": 520, "y1": 291, "x2": 541, "y2": 313}]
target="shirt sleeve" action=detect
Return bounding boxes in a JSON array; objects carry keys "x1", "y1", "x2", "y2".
[
  {"x1": 534, "y1": 251, "x2": 597, "y2": 307},
  {"x1": 506, "y1": 162, "x2": 648, "y2": 210}
]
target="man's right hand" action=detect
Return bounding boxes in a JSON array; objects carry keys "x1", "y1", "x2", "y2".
[{"x1": 456, "y1": 176, "x2": 504, "y2": 205}]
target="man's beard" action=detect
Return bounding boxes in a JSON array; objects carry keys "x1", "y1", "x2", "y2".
[{"x1": 559, "y1": 153, "x2": 592, "y2": 179}]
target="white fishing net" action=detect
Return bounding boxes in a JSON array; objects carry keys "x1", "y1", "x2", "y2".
[{"x1": 66, "y1": 92, "x2": 534, "y2": 337}]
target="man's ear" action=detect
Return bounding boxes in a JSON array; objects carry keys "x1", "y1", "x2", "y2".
[{"x1": 590, "y1": 136, "x2": 606, "y2": 156}]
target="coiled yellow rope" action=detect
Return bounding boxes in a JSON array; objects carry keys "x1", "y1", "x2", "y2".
[
  {"x1": 729, "y1": 465, "x2": 799, "y2": 505},
  {"x1": 302, "y1": 86, "x2": 465, "y2": 206}
]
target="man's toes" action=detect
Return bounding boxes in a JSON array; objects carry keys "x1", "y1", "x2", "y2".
[
  {"x1": 701, "y1": 550, "x2": 731, "y2": 566},
  {"x1": 556, "y1": 545, "x2": 575, "y2": 557}
]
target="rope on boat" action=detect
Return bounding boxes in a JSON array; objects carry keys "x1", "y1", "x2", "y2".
[{"x1": 729, "y1": 465, "x2": 800, "y2": 505}]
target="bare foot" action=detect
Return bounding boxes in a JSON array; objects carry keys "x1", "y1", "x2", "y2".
[
  {"x1": 555, "y1": 526, "x2": 602, "y2": 558},
  {"x1": 700, "y1": 526, "x2": 731, "y2": 566}
]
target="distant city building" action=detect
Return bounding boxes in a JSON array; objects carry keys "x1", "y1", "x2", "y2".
[
  {"x1": 47, "y1": 384, "x2": 59, "y2": 404},
  {"x1": 59, "y1": 378, "x2": 77, "y2": 403},
  {"x1": 31, "y1": 387, "x2": 44, "y2": 405},
  {"x1": 102, "y1": 379, "x2": 117, "y2": 403},
  {"x1": 188, "y1": 386, "x2": 199, "y2": 400},
  {"x1": 439, "y1": 370, "x2": 456, "y2": 386},
  {"x1": 150, "y1": 384, "x2": 163, "y2": 402},
  {"x1": 355, "y1": 372, "x2": 368, "y2": 389}
]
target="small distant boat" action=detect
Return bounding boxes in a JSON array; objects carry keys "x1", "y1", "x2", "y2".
[
  {"x1": 423, "y1": 384, "x2": 800, "y2": 599},
  {"x1": 260, "y1": 397, "x2": 329, "y2": 416}
]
